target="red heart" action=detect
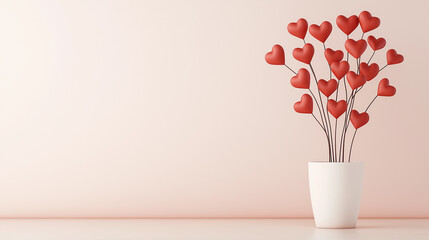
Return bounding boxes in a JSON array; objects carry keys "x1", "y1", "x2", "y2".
[
  {"x1": 347, "y1": 71, "x2": 366, "y2": 90},
  {"x1": 265, "y1": 45, "x2": 285, "y2": 65},
  {"x1": 350, "y1": 110, "x2": 369, "y2": 129},
  {"x1": 309, "y1": 21, "x2": 332, "y2": 43},
  {"x1": 318, "y1": 79, "x2": 337, "y2": 97},
  {"x1": 367, "y1": 36, "x2": 386, "y2": 51},
  {"x1": 324, "y1": 48, "x2": 344, "y2": 65},
  {"x1": 291, "y1": 68, "x2": 310, "y2": 89},
  {"x1": 345, "y1": 39, "x2": 367, "y2": 59},
  {"x1": 293, "y1": 43, "x2": 314, "y2": 64},
  {"x1": 287, "y1": 18, "x2": 308, "y2": 39},
  {"x1": 387, "y1": 49, "x2": 404, "y2": 65},
  {"x1": 336, "y1": 15, "x2": 359, "y2": 35},
  {"x1": 377, "y1": 78, "x2": 396, "y2": 97},
  {"x1": 359, "y1": 11, "x2": 380, "y2": 33},
  {"x1": 294, "y1": 94, "x2": 313, "y2": 114},
  {"x1": 359, "y1": 62, "x2": 379, "y2": 81},
  {"x1": 330, "y1": 61, "x2": 350, "y2": 80},
  {"x1": 327, "y1": 99, "x2": 347, "y2": 118}
]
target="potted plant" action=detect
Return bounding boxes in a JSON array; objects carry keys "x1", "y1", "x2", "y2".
[{"x1": 265, "y1": 11, "x2": 403, "y2": 228}]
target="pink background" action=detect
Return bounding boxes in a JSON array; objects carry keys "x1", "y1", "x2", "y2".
[{"x1": 0, "y1": 0, "x2": 428, "y2": 218}]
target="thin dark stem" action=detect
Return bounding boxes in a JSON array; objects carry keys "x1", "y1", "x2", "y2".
[
  {"x1": 284, "y1": 64, "x2": 297, "y2": 75},
  {"x1": 340, "y1": 89, "x2": 352, "y2": 162},
  {"x1": 309, "y1": 64, "x2": 329, "y2": 128},
  {"x1": 340, "y1": 35, "x2": 351, "y2": 162},
  {"x1": 367, "y1": 50, "x2": 375, "y2": 64},
  {"x1": 345, "y1": 36, "x2": 349, "y2": 102},
  {"x1": 357, "y1": 59, "x2": 359, "y2": 73},
  {"x1": 379, "y1": 64, "x2": 388, "y2": 72},
  {"x1": 326, "y1": 97, "x2": 334, "y2": 161},
  {"x1": 322, "y1": 42, "x2": 335, "y2": 160},
  {"x1": 358, "y1": 56, "x2": 362, "y2": 74},
  {"x1": 346, "y1": 96, "x2": 379, "y2": 163},
  {"x1": 309, "y1": 89, "x2": 331, "y2": 165},
  {"x1": 312, "y1": 113, "x2": 325, "y2": 131},
  {"x1": 335, "y1": 77, "x2": 340, "y2": 101},
  {"x1": 342, "y1": 89, "x2": 357, "y2": 161},
  {"x1": 309, "y1": 63, "x2": 332, "y2": 162},
  {"x1": 348, "y1": 129, "x2": 358, "y2": 162},
  {"x1": 361, "y1": 32, "x2": 364, "y2": 39},
  {"x1": 346, "y1": 89, "x2": 355, "y2": 105},
  {"x1": 310, "y1": 90, "x2": 332, "y2": 163},
  {"x1": 356, "y1": 85, "x2": 364, "y2": 94},
  {"x1": 345, "y1": 89, "x2": 357, "y2": 131},
  {"x1": 346, "y1": 51, "x2": 362, "y2": 162},
  {"x1": 309, "y1": 89, "x2": 325, "y2": 130},
  {"x1": 357, "y1": 57, "x2": 361, "y2": 74},
  {"x1": 339, "y1": 113, "x2": 347, "y2": 162},
  {"x1": 333, "y1": 80, "x2": 340, "y2": 159},
  {"x1": 313, "y1": 113, "x2": 332, "y2": 163},
  {"x1": 322, "y1": 42, "x2": 332, "y2": 80},
  {"x1": 346, "y1": 35, "x2": 350, "y2": 62},
  {"x1": 343, "y1": 77, "x2": 348, "y2": 102},
  {"x1": 365, "y1": 95, "x2": 378, "y2": 112},
  {"x1": 303, "y1": 39, "x2": 307, "y2": 45},
  {"x1": 334, "y1": 119, "x2": 338, "y2": 162}
]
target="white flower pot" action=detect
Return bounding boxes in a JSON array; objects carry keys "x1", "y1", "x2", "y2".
[{"x1": 308, "y1": 162, "x2": 364, "y2": 228}]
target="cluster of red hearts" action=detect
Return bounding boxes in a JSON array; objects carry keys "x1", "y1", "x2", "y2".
[{"x1": 265, "y1": 11, "x2": 404, "y2": 162}]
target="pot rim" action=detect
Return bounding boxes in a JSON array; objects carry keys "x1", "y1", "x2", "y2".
[{"x1": 308, "y1": 161, "x2": 363, "y2": 164}]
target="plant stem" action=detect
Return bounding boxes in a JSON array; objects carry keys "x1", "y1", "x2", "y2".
[
  {"x1": 367, "y1": 50, "x2": 375, "y2": 64},
  {"x1": 365, "y1": 95, "x2": 378, "y2": 112},
  {"x1": 334, "y1": 119, "x2": 338, "y2": 162},
  {"x1": 309, "y1": 63, "x2": 332, "y2": 162},
  {"x1": 348, "y1": 129, "x2": 358, "y2": 162},
  {"x1": 323, "y1": 43, "x2": 332, "y2": 80},
  {"x1": 312, "y1": 113, "x2": 325, "y2": 131},
  {"x1": 284, "y1": 64, "x2": 297, "y2": 75},
  {"x1": 347, "y1": 95, "x2": 378, "y2": 163},
  {"x1": 308, "y1": 89, "x2": 325, "y2": 128},
  {"x1": 333, "y1": 74, "x2": 341, "y2": 162},
  {"x1": 326, "y1": 97, "x2": 335, "y2": 161},
  {"x1": 309, "y1": 89, "x2": 331, "y2": 162}
]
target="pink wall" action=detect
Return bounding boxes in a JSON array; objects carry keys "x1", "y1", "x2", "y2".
[{"x1": 0, "y1": 0, "x2": 427, "y2": 218}]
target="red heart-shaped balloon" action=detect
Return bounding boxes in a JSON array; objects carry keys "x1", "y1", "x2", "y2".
[
  {"x1": 347, "y1": 71, "x2": 366, "y2": 89},
  {"x1": 377, "y1": 78, "x2": 396, "y2": 97},
  {"x1": 293, "y1": 43, "x2": 314, "y2": 64},
  {"x1": 336, "y1": 15, "x2": 359, "y2": 35},
  {"x1": 291, "y1": 68, "x2": 310, "y2": 89},
  {"x1": 265, "y1": 45, "x2": 285, "y2": 65},
  {"x1": 324, "y1": 48, "x2": 344, "y2": 65},
  {"x1": 367, "y1": 36, "x2": 386, "y2": 51},
  {"x1": 287, "y1": 18, "x2": 308, "y2": 39},
  {"x1": 359, "y1": 11, "x2": 380, "y2": 33},
  {"x1": 345, "y1": 39, "x2": 367, "y2": 59},
  {"x1": 350, "y1": 110, "x2": 369, "y2": 129},
  {"x1": 318, "y1": 79, "x2": 337, "y2": 97},
  {"x1": 359, "y1": 62, "x2": 379, "y2": 81},
  {"x1": 387, "y1": 49, "x2": 404, "y2": 65},
  {"x1": 294, "y1": 94, "x2": 313, "y2": 114},
  {"x1": 309, "y1": 21, "x2": 332, "y2": 43},
  {"x1": 327, "y1": 99, "x2": 347, "y2": 118},
  {"x1": 330, "y1": 61, "x2": 350, "y2": 80}
]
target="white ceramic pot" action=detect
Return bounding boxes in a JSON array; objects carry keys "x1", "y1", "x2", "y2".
[{"x1": 308, "y1": 162, "x2": 364, "y2": 228}]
